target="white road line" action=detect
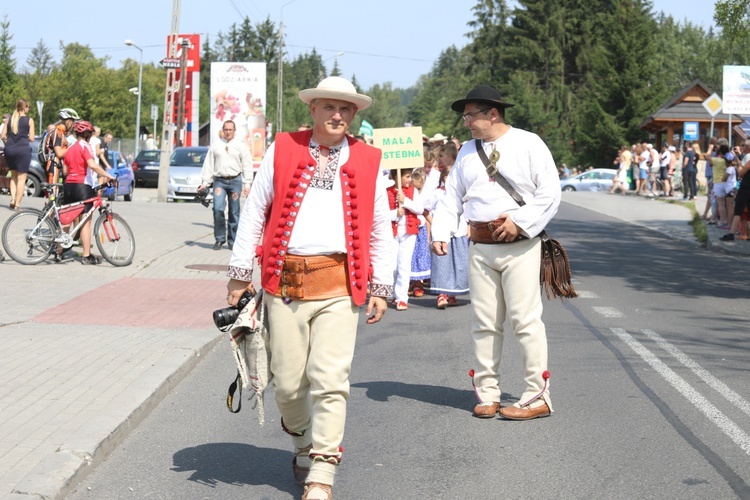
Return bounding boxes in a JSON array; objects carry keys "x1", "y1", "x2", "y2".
[
  {"x1": 593, "y1": 307, "x2": 624, "y2": 318},
  {"x1": 612, "y1": 328, "x2": 750, "y2": 456},
  {"x1": 575, "y1": 290, "x2": 599, "y2": 299},
  {"x1": 642, "y1": 329, "x2": 750, "y2": 419}
]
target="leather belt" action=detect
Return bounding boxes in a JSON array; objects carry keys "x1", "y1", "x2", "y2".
[
  {"x1": 215, "y1": 174, "x2": 240, "y2": 180},
  {"x1": 469, "y1": 220, "x2": 528, "y2": 244},
  {"x1": 272, "y1": 253, "x2": 351, "y2": 300}
]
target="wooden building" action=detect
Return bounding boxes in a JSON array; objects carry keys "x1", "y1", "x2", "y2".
[{"x1": 639, "y1": 79, "x2": 744, "y2": 150}]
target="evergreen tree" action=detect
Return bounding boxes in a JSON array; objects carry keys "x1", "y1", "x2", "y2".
[
  {"x1": 26, "y1": 39, "x2": 55, "y2": 75},
  {"x1": 0, "y1": 14, "x2": 19, "y2": 111}
]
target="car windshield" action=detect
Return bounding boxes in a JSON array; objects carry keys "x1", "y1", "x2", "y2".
[
  {"x1": 137, "y1": 151, "x2": 160, "y2": 162},
  {"x1": 170, "y1": 149, "x2": 206, "y2": 166}
]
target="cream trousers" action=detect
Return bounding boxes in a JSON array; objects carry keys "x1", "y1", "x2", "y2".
[
  {"x1": 264, "y1": 294, "x2": 360, "y2": 457},
  {"x1": 468, "y1": 237, "x2": 551, "y2": 408}
]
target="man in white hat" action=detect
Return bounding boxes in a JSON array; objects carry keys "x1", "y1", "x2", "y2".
[{"x1": 226, "y1": 76, "x2": 394, "y2": 500}]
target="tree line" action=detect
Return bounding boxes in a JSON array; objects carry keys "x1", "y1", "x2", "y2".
[{"x1": 1, "y1": 0, "x2": 748, "y2": 167}]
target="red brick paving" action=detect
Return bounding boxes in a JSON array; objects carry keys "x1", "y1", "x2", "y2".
[{"x1": 31, "y1": 277, "x2": 228, "y2": 329}]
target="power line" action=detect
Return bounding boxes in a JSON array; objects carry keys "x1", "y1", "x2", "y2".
[{"x1": 287, "y1": 44, "x2": 433, "y2": 63}]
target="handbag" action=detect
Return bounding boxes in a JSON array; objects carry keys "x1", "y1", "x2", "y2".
[{"x1": 475, "y1": 139, "x2": 577, "y2": 300}]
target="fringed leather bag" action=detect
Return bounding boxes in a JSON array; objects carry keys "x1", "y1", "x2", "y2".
[{"x1": 475, "y1": 140, "x2": 577, "y2": 300}]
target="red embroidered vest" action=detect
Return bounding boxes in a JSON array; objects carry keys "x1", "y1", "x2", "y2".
[
  {"x1": 258, "y1": 130, "x2": 382, "y2": 306},
  {"x1": 387, "y1": 184, "x2": 420, "y2": 237}
]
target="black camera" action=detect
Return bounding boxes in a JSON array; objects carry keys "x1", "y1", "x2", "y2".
[
  {"x1": 213, "y1": 291, "x2": 254, "y2": 330},
  {"x1": 195, "y1": 186, "x2": 211, "y2": 207}
]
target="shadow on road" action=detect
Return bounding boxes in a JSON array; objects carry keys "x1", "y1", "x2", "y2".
[
  {"x1": 352, "y1": 380, "x2": 501, "y2": 411},
  {"x1": 172, "y1": 443, "x2": 298, "y2": 495}
]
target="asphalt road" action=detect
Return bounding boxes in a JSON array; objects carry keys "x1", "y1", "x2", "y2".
[{"x1": 67, "y1": 201, "x2": 750, "y2": 499}]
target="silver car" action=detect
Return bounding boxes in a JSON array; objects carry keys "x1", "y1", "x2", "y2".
[
  {"x1": 167, "y1": 146, "x2": 209, "y2": 201},
  {"x1": 560, "y1": 168, "x2": 617, "y2": 192}
]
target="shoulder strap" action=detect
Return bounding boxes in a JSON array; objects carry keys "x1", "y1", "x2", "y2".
[{"x1": 475, "y1": 139, "x2": 526, "y2": 207}]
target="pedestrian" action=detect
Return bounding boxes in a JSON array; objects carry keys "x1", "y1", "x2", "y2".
[
  {"x1": 428, "y1": 163, "x2": 469, "y2": 308},
  {"x1": 682, "y1": 142, "x2": 697, "y2": 200},
  {"x1": 659, "y1": 144, "x2": 671, "y2": 196},
  {"x1": 609, "y1": 146, "x2": 629, "y2": 195},
  {"x1": 85, "y1": 126, "x2": 106, "y2": 187},
  {"x1": 388, "y1": 167, "x2": 424, "y2": 310},
  {"x1": 721, "y1": 139, "x2": 750, "y2": 241},
  {"x1": 62, "y1": 121, "x2": 116, "y2": 265},
  {"x1": 225, "y1": 76, "x2": 393, "y2": 500},
  {"x1": 408, "y1": 167, "x2": 431, "y2": 297},
  {"x1": 1, "y1": 99, "x2": 35, "y2": 210},
  {"x1": 145, "y1": 133, "x2": 157, "y2": 150},
  {"x1": 432, "y1": 84, "x2": 561, "y2": 420},
  {"x1": 199, "y1": 119, "x2": 253, "y2": 251},
  {"x1": 98, "y1": 130, "x2": 113, "y2": 170}
]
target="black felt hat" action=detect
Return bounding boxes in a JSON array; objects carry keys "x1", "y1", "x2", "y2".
[{"x1": 451, "y1": 85, "x2": 515, "y2": 112}]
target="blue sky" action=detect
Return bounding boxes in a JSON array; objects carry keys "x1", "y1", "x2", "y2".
[{"x1": 3, "y1": 0, "x2": 717, "y2": 90}]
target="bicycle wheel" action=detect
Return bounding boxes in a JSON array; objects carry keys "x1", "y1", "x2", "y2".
[
  {"x1": 94, "y1": 212, "x2": 135, "y2": 266},
  {"x1": 1, "y1": 209, "x2": 56, "y2": 265}
]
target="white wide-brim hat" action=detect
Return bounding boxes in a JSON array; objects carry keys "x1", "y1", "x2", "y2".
[
  {"x1": 430, "y1": 133, "x2": 447, "y2": 143},
  {"x1": 299, "y1": 76, "x2": 372, "y2": 110}
]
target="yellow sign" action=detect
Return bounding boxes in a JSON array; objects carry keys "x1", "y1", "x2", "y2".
[
  {"x1": 373, "y1": 127, "x2": 423, "y2": 171},
  {"x1": 702, "y1": 93, "x2": 723, "y2": 117}
]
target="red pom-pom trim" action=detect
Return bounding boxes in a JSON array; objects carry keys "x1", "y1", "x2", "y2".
[
  {"x1": 469, "y1": 369, "x2": 475, "y2": 377},
  {"x1": 542, "y1": 370, "x2": 551, "y2": 380}
]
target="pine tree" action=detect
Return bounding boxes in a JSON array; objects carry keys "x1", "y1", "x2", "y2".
[{"x1": 0, "y1": 14, "x2": 18, "y2": 109}]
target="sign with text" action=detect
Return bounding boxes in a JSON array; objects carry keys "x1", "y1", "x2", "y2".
[
  {"x1": 722, "y1": 65, "x2": 750, "y2": 114},
  {"x1": 210, "y1": 62, "x2": 267, "y2": 166},
  {"x1": 684, "y1": 122, "x2": 699, "y2": 141},
  {"x1": 165, "y1": 34, "x2": 200, "y2": 72},
  {"x1": 373, "y1": 126, "x2": 424, "y2": 171}
]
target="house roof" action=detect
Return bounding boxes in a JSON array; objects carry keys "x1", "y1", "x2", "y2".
[{"x1": 640, "y1": 79, "x2": 744, "y2": 133}]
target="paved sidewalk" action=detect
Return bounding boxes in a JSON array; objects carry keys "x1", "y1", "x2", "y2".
[{"x1": 0, "y1": 188, "x2": 747, "y2": 500}]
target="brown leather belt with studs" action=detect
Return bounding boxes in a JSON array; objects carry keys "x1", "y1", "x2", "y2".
[
  {"x1": 272, "y1": 253, "x2": 351, "y2": 300},
  {"x1": 469, "y1": 220, "x2": 528, "y2": 244}
]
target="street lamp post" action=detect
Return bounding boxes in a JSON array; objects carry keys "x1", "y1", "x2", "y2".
[
  {"x1": 277, "y1": 0, "x2": 299, "y2": 134},
  {"x1": 125, "y1": 39, "x2": 143, "y2": 156}
]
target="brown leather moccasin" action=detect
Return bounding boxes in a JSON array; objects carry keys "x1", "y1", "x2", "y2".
[
  {"x1": 292, "y1": 457, "x2": 309, "y2": 486},
  {"x1": 498, "y1": 402, "x2": 551, "y2": 420},
  {"x1": 302, "y1": 482, "x2": 332, "y2": 500},
  {"x1": 472, "y1": 402, "x2": 501, "y2": 418}
]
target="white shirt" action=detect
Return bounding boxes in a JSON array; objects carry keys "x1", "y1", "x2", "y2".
[
  {"x1": 432, "y1": 127, "x2": 560, "y2": 241},
  {"x1": 200, "y1": 136, "x2": 253, "y2": 187},
  {"x1": 660, "y1": 150, "x2": 670, "y2": 167},
  {"x1": 230, "y1": 138, "x2": 394, "y2": 288},
  {"x1": 421, "y1": 167, "x2": 440, "y2": 199}
]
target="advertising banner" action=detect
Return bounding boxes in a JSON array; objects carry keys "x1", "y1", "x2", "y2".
[
  {"x1": 722, "y1": 65, "x2": 750, "y2": 114},
  {"x1": 210, "y1": 62, "x2": 267, "y2": 166},
  {"x1": 165, "y1": 34, "x2": 200, "y2": 146}
]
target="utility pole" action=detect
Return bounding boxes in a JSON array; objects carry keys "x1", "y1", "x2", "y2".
[
  {"x1": 176, "y1": 38, "x2": 189, "y2": 146},
  {"x1": 276, "y1": 20, "x2": 284, "y2": 134},
  {"x1": 157, "y1": 0, "x2": 180, "y2": 203}
]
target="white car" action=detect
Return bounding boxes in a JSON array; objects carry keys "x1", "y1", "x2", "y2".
[
  {"x1": 560, "y1": 168, "x2": 617, "y2": 192},
  {"x1": 167, "y1": 146, "x2": 209, "y2": 201}
]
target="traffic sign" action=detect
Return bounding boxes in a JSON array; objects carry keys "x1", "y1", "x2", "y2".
[
  {"x1": 160, "y1": 58, "x2": 181, "y2": 69},
  {"x1": 703, "y1": 93, "x2": 723, "y2": 117}
]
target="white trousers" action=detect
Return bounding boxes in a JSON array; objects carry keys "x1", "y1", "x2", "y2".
[
  {"x1": 265, "y1": 294, "x2": 360, "y2": 458},
  {"x1": 468, "y1": 238, "x2": 551, "y2": 408},
  {"x1": 393, "y1": 233, "x2": 417, "y2": 303}
]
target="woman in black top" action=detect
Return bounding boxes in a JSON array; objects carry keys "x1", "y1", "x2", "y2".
[{"x1": 1, "y1": 99, "x2": 36, "y2": 209}]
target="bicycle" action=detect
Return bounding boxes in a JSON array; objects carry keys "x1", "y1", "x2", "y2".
[{"x1": 1, "y1": 182, "x2": 136, "y2": 266}]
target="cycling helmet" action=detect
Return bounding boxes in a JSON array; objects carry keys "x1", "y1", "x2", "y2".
[
  {"x1": 73, "y1": 120, "x2": 94, "y2": 135},
  {"x1": 58, "y1": 108, "x2": 80, "y2": 120}
]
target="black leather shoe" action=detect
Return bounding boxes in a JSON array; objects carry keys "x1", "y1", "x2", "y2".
[
  {"x1": 213, "y1": 241, "x2": 224, "y2": 250},
  {"x1": 228, "y1": 243, "x2": 234, "y2": 251}
]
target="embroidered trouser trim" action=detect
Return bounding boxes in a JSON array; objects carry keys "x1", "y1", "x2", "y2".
[
  {"x1": 468, "y1": 237, "x2": 552, "y2": 409},
  {"x1": 265, "y1": 294, "x2": 359, "y2": 457}
]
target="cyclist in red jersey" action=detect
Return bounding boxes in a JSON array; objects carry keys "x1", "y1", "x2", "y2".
[{"x1": 62, "y1": 120, "x2": 116, "y2": 265}]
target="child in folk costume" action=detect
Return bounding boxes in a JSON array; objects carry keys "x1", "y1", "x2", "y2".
[
  {"x1": 388, "y1": 168, "x2": 424, "y2": 310},
  {"x1": 427, "y1": 157, "x2": 469, "y2": 308},
  {"x1": 409, "y1": 167, "x2": 431, "y2": 297}
]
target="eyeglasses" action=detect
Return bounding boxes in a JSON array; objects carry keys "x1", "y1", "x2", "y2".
[{"x1": 461, "y1": 108, "x2": 491, "y2": 122}]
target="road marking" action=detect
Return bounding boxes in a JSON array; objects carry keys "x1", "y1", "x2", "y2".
[
  {"x1": 642, "y1": 329, "x2": 750, "y2": 419},
  {"x1": 575, "y1": 290, "x2": 599, "y2": 299},
  {"x1": 593, "y1": 306, "x2": 623, "y2": 318},
  {"x1": 612, "y1": 328, "x2": 750, "y2": 456}
]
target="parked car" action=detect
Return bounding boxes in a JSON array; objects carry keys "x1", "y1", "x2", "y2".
[
  {"x1": 26, "y1": 138, "x2": 45, "y2": 197},
  {"x1": 102, "y1": 150, "x2": 135, "y2": 201},
  {"x1": 560, "y1": 168, "x2": 617, "y2": 192},
  {"x1": 132, "y1": 149, "x2": 161, "y2": 187},
  {"x1": 167, "y1": 146, "x2": 209, "y2": 201}
]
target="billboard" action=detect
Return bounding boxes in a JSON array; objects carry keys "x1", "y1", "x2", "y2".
[
  {"x1": 165, "y1": 34, "x2": 200, "y2": 146},
  {"x1": 722, "y1": 65, "x2": 750, "y2": 114},
  {"x1": 210, "y1": 62, "x2": 267, "y2": 166}
]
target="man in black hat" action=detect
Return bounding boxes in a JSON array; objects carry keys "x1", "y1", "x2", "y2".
[{"x1": 431, "y1": 84, "x2": 561, "y2": 420}]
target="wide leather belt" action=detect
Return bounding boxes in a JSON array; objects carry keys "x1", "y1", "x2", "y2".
[
  {"x1": 469, "y1": 220, "x2": 528, "y2": 244},
  {"x1": 272, "y1": 253, "x2": 351, "y2": 300}
]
